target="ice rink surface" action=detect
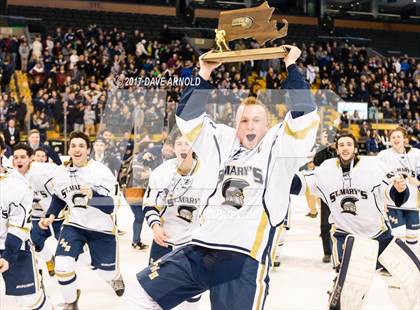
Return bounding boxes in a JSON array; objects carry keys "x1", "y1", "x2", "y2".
[{"x1": 1, "y1": 196, "x2": 418, "y2": 309}]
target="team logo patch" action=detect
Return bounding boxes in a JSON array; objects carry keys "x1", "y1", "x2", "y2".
[
  {"x1": 177, "y1": 205, "x2": 197, "y2": 223},
  {"x1": 221, "y1": 178, "x2": 250, "y2": 209},
  {"x1": 340, "y1": 196, "x2": 358, "y2": 216},
  {"x1": 72, "y1": 193, "x2": 88, "y2": 208}
]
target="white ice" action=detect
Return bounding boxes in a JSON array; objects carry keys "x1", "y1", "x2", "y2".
[{"x1": 1, "y1": 196, "x2": 418, "y2": 309}]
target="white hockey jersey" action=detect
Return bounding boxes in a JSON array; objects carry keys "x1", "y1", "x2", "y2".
[
  {"x1": 143, "y1": 158, "x2": 209, "y2": 246},
  {"x1": 1, "y1": 155, "x2": 12, "y2": 169},
  {"x1": 0, "y1": 169, "x2": 33, "y2": 250},
  {"x1": 51, "y1": 160, "x2": 118, "y2": 235},
  {"x1": 299, "y1": 156, "x2": 393, "y2": 238},
  {"x1": 377, "y1": 147, "x2": 420, "y2": 210},
  {"x1": 176, "y1": 110, "x2": 319, "y2": 263},
  {"x1": 26, "y1": 162, "x2": 62, "y2": 220}
]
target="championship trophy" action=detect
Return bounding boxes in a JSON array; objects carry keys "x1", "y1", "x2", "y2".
[{"x1": 202, "y1": 1, "x2": 289, "y2": 63}]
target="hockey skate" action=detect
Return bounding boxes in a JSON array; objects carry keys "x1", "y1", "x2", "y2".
[
  {"x1": 131, "y1": 242, "x2": 149, "y2": 250},
  {"x1": 62, "y1": 289, "x2": 81, "y2": 310},
  {"x1": 46, "y1": 257, "x2": 55, "y2": 277},
  {"x1": 109, "y1": 274, "x2": 125, "y2": 297}
]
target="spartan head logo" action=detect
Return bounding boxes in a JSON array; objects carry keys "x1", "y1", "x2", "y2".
[
  {"x1": 32, "y1": 197, "x2": 43, "y2": 211},
  {"x1": 72, "y1": 193, "x2": 88, "y2": 208},
  {"x1": 221, "y1": 178, "x2": 250, "y2": 209},
  {"x1": 177, "y1": 205, "x2": 197, "y2": 223},
  {"x1": 340, "y1": 196, "x2": 358, "y2": 215}
]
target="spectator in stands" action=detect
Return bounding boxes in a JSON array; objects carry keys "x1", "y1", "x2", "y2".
[
  {"x1": 45, "y1": 35, "x2": 54, "y2": 54},
  {"x1": 117, "y1": 131, "x2": 134, "y2": 162},
  {"x1": 15, "y1": 96, "x2": 27, "y2": 132},
  {"x1": 0, "y1": 34, "x2": 5, "y2": 62},
  {"x1": 102, "y1": 129, "x2": 118, "y2": 154},
  {"x1": 91, "y1": 138, "x2": 120, "y2": 177},
  {"x1": 0, "y1": 135, "x2": 12, "y2": 171},
  {"x1": 31, "y1": 35, "x2": 43, "y2": 61},
  {"x1": 366, "y1": 130, "x2": 380, "y2": 155},
  {"x1": 12, "y1": 22, "x2": 416, "y2": 158},
  {"x1": 351, "y1": 110, "x2": 360, "y2": 122},
  {"x1": 84, "y1": 104, "x2": 96, "y2": 136},
  {"x1": 9, "y1": 35, "x2": 18, "y2": 71},
  {"x1": 31, "y1": 111, "x2": 49, "y2": 142},
  {"x1": 1, "y1": 59, "x2": 13, "y2": 93},
  {"x1": 3, "y1": 117, "x2": 19, "y2": 147},
  {"x1": 29, "y1": 61, "x2": 45, "y2": 79},
  {"x1": 340, "y1": 110, "x2": 350, "y2": 128},
  {"x1": 306, "y1": 61, "x2": 318, "y2": 85},
  {"x1": 359, "y1": 121, "x2": 370, "y2": 138},
  {"x1": 379, "y1": 130, "x2": 390, "y2": 149},
  {"x1": 72, "y1": 102, "x2": 85, "y2": 132},
  {"x1": 0, "y1": 99, "x2": 7, "y2": 132},
  {"x1": 27, "y1": 129, "x2": 61, "y2": 165},
  {"x1": 19, "y1": 41, "x2": 30, "y2": 72},
  {"x1": 3, "y1": 94, "x2": 16, "y2": 120}
]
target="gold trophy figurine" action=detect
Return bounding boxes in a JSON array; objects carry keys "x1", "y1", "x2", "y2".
[
  {"x1": 202, "y1": 1, "x2": 289, "y2": 63},
  {"x1": 215, "y1": 29, "x2": 231, "y2": 52}
]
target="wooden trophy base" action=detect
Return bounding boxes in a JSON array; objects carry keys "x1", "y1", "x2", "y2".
[{"x1": 201, "y1": 46, "x2": 288, "y2": 63}]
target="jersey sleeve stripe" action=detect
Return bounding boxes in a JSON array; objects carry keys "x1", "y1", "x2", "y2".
[
  {"x1": 149, "y1": 219, "x2": 160, "y2": 228},
  {"x1": 145, "y1": 214, "x2": 160, "y2": 227},
  {"x1": 143, "y1": 206, "x2": 160, "y2": 214},
  {"x1": 284, "y1": 119, "x2": 319, "y2": 140},
  {"x1": 7, "y1": 223, "x2": 30, "y2": 233},
  {"x1": 184, "y1": 122, "x2": 204, "y2": 142}
]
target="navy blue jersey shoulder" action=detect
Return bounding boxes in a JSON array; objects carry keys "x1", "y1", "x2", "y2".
[
  {"x1": 176, "y1": 75, "x2": 214, "y2": 121},
  {"x1": 281, "y1": 64, "x2": 316, "y2": 118}
]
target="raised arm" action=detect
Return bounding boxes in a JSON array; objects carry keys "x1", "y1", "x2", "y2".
[
  {"x1": 281, "y1": 45, "x2": 317, "y2": 118},
  {"x1": 175, "y1": 56, "x2": 235, "y2": 165},
  {"x1": 175, "y1": 55, "x2": 219, "y2": 125},
  {"x1": 272, "y1": 46, "x2": 319, "y2": 160}
]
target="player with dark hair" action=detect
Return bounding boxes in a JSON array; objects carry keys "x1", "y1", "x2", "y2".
[
  {"x1": 33, "y1": 148, "x2": 49, "y2": 163},
  {"x1": 293, "y1": 133, "x2": 420, "y2": 310},
  {"x1": 1, "y1": 145, "x2": 53, "y2": 309},
  {"x1": 39, "y1": 131, "x2": 125, "y2": 309}
]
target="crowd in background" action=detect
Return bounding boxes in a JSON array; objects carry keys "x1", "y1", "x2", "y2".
[
  {"x1": 0, "y1": 23, "x2": 419, "y2": 158},
  {"x1": 0, "y1": 20, "x2": 418, "y2": 259}
]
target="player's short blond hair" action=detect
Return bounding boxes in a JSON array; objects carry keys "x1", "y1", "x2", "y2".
[
  {"x1": 236, "y1": 96, "x2": 270, "y2": 125},
  {"x1": 389, "y1": 126, "x2": 407, "y2": 138}
]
